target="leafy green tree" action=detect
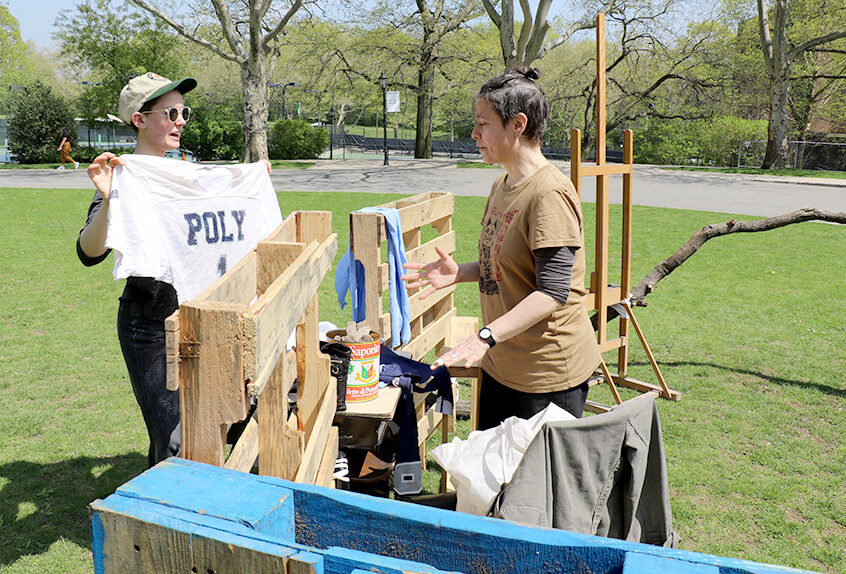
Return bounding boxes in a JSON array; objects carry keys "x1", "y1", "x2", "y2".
[
  {"x1": 128, "y1": 0, "x2": 304, "y2": 161},
  {"x1": 55, "y1": 0, "x2": 188, "y2": 131},
  {"x1": 8, "y1": 82, "x2": 75, "y2": 164},
  {"x1": 754, "y1": 0, "x2": 846, "y2": 167},
  {"x1": 180, "y1": 99, "x2": 242, "y2": 161}
]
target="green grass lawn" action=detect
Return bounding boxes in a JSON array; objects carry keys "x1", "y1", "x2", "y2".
[
  {"x1": 456, "y1": 160, "x2": 501, "y2": 169},
  {"x1": 660, "y1": 166, "x2": 846, "y2": 179},
  {"x1": 0, "y1": 163, "x2": 73, "y2": 170},
  {"x1": 0, "y1": 188, "x2": 844, "y2": 573},
  {"x1": 269, "y1": 160, "x2": 315, "y2": 169}
]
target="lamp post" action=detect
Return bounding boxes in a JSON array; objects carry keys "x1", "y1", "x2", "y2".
[
  {"x1": 328, "y1": 106, "x2": 336, "y2": 160},
  {"x1": 268, "y1": 82, "x2": 299, "y2": 120},
  {"x1": 81, "y1": 81, "x2": 101, "y2": 147},
  {"x1": 379, "y1": 72, "x2": 388, "y2": 166}
]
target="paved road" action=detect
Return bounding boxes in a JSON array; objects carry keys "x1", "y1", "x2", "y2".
[{"x1": 3, "y1": 159, "x2": 844, "y2": 217}]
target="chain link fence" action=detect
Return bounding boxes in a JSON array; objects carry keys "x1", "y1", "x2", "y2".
[{"x1": 738, "y1": 139, "x2": 846, "y2": 171}]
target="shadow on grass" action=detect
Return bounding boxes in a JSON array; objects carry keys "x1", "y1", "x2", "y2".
[
  {"x1": 0, "y1": 453, "x2": 146, "y2": 566},
  {"x1": 634, "y1": 360, "x2": 846, "y2": 398}
]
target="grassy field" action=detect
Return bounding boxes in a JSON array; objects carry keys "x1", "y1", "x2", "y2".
[
  {"x1": 0, "y1": 188, "x2": 844, "y2": 573},
  {"x1": 660, "y1": 166, "x2": 846, "y2": 179}
]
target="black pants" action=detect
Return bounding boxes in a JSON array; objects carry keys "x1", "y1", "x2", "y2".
[
  {"x1": 117, "y1": 298, "x2": 180, "y2": 467},
  {"x1": 477, "y1": 369, "x2": 589, "y2": 431}
]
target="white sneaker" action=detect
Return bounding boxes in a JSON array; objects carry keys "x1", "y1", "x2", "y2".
[
  {"x1": 73, "y1": 161, "x2": 79, "y2": 169},
  {"x1": 56, "y1": 166, "x2": 65, "y2": 170}
]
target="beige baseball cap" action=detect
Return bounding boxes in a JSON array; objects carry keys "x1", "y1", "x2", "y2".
[{"x1": 108, "y1": 72, "x2": 197, "y2": 125}]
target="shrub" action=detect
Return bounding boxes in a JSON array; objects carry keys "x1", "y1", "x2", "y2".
[
  {"x1": 633, "y1": 116, "x2": 768, "y2": 167},
  {"x1": 71, "y1": 146, "x2": 135, "y2": 163},
  {"x1": 180, "y1": 104, "x2": 242, "y2": 161},
  {"x1": 269, "y1": 119, "x2": 328, "y2": 159},
  {"x1": 9, "y1": 82, "x2": 76, "y2": 164}
]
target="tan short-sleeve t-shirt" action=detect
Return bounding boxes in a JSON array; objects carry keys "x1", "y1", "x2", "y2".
[{"x1": 478, "y1": 164, "x2": 601, "y2": 393}]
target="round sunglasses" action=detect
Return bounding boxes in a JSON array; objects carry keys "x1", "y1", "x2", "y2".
[{"x1": 141, "y1": 106, "x2": 191, "y2": 123}]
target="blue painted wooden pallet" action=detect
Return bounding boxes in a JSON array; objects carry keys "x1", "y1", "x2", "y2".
[{"x1": 90, "y1": 457, "x2": 814, "y2": 574}]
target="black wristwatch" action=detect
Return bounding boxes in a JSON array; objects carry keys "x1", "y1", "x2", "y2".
[{"x1": 478, "y1": 327, "x2": 496, "y2": 348}]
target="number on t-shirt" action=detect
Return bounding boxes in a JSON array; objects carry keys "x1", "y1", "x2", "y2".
[{"x1": 218, "y1": 255, "x2": 227, "y2": 277}]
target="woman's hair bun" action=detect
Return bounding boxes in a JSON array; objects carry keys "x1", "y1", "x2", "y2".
[{"x1": 516, "y1": 66, "x2": 541, "y2": 81}]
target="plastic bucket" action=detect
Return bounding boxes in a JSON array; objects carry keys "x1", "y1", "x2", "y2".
[{"x1": 327, "y1": 330, "x2": 380, "y2": 403}]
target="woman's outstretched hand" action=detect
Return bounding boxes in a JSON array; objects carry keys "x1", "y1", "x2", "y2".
[
  {"x1": 431, "y1": 333, "x2": 489, "y2": 370},
  {"x1": 401, "y1": 246, "x2": 460, "y2": 299},
  {"x1": 87, "y1": 152, "x2": 125, "y2": 200}
]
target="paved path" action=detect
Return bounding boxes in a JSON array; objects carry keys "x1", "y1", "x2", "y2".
[{"x1": 3, "y1": 159, "x2": 844, "y2": 217}]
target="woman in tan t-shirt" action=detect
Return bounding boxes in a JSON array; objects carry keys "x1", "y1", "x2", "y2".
[{"x1": 402, "y1": 68, "x2": 600, "y2": 429}]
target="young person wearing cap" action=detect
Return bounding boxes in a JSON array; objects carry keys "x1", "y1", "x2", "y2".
[{"x1": 77, "y1": 73, "x2": 200, "y2": 467}]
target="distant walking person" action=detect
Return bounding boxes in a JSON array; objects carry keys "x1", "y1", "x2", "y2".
[{"x1": 57, "y1": 128, "x2": 79, "y2": 170}]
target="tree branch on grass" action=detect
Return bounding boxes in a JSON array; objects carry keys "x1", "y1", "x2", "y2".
[{"x1": 630, "y1": 209, "x2": 846, "y2": 307}]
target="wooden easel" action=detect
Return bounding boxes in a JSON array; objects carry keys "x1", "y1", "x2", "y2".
[{"x1": 570, "y1": 13, "x2": 680, "y2": 412}]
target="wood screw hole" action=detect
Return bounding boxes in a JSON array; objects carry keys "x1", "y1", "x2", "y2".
[
  {"x1": 133, "y1": 545, "x2": 140, "y2": 552},
  {"x1": 191, "y1": 568, "x2": 197, "y2": 573},
  {"x1": 207, "y1": 569, "x2": 216, "y2": 574}
]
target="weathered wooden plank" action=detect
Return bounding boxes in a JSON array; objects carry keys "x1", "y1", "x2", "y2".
[
  {"x1": 258, "y1": 241, "x2": 305, "y2": 296},
  {"x1": 258, "y1": 337, "x2": 301, "y2": 480},
  {"x1": 296, "y1": 211, "x2": 332, "y2": 244},
  {"x1": 165, "y1": 311, "x2": 179, "y2": 391},
  {"x1": 350, "y1": 212, "x2": 384, "y2": 330},
  {"x1": 570, "y1": 128, "x2": 582, "y2": 198},
  {"x1": 315, "y1": 426, "x2": 339, "y2": 489},
  {"x1": 404, "y1": 231, "x2": 456, "y2": 265},
  {"x1": 294, "y1": 382, "x2": 337, "y2": 485},
  {"x1": 623, "y1": 552, "x2": 720, "y2": 574},
  {"x1": 394, "y1": 192, "x2": 454, "y2": 232},
  {"x1": 179, "y1": 301, "x2": 248, "y2": 466},
  {"x1": 287, "y1": 551, "x2": 323, "y2": 574},
  {"x1": 242, "y1": 234, "x2": 338, "y2": 393},
  {"x1": 296, "y1": 296, "x2": 332, "y2": 441},
  {"x1": 93, "y1": 509, "x2": 291, "y2": 573},
  {"x1": 193, "y1": 249, "x2": 258, "y2": 306},
  {"x1": 224, "y1": 416, "x2": 258, "y2": 473},
  {"x1": 399, "y1": 308, "x2": 456, "y2": 360},
  {"x1": 264, "y1": 213, "x2": 298, "y2": 243}
]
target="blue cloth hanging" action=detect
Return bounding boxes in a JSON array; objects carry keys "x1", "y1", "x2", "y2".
[
  {"x1": 335, "y1": 207, "x2": 412, "y2": 346},
  {"x1": 334, "y1": 247, "x2": 366, "y2": 322}
]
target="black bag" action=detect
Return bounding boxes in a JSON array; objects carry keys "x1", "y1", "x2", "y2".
[{"x1": 319, "y1": 341, "x2": 351, "y2": 412}]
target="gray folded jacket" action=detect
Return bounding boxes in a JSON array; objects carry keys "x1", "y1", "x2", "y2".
[{"x1": 491, "y1": 393, "x2": 679, "y2": 548}]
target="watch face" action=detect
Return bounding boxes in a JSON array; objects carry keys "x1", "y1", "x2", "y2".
[{"x1": 480, "y1": 328, "x2": 491, "y2": 338}]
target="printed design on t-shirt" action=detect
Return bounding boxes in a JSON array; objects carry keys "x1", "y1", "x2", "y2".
[{"x1": 478, "y1": 206, "x2": 519, "y2": 295}]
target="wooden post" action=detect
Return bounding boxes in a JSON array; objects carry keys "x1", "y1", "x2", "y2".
[
  {"x1": 570, "y1": 128, "x2": 582, "y2": 199},
  {"x1": 594, "y1": 13, "x2": 609, "y2": 347},
  {"x1": 618, "y1": 129, "x2": 634, "y2": 377}
]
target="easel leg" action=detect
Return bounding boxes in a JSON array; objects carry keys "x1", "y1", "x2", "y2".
[
  {"x1": 598, "y1": 356, "x2": 623, "y2": 405},
  {"x1": 621, "y1": 301, "x2": 672, "y2": 399}
]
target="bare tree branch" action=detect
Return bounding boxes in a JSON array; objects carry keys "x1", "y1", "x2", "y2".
[
  {"x1": 264, "y1": 0, "x2": 303, "y2": 44},
  {"x1": 630, "y1": 209, "x2": 846, "y2": 306},
  {"x1": 790, "y1": 30, "x2": 846, "y2": 59},
  {"x1": 129, "y1": 0, "x2": 242, "y2": 62}
]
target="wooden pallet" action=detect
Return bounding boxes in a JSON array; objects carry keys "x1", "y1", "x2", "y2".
[
  {"x1": 90, "y1": 457, "x2": 809, "y2": 574},
  {"x1": 164, "y1": 211, "x2": 338, "y2": 486},
  {"x1": 349, "y1": 191, "x2": 479, "y2": 487}
]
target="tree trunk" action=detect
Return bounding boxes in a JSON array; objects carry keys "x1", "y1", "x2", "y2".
[
  {"x1": 762, "y1": 66, "x2": 791, "y2": 168},
  {"x1": 415, "y1": 47, "x2": 436, "y2": 159},
  {"x1": 241, "y1": 63, "x2": 269, "y2": 162}
]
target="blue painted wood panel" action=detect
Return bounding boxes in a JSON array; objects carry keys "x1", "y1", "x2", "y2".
[{"x1": 91, "y1": 458, "x2": 816, "y2": 574}]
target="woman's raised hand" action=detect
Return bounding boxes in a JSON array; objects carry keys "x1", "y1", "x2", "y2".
[
  {"x1": 87, "y1": 152, "x2": 125, "y2": 200},
  {"x1": 401, "y1": 246, "x2": 460, "y2": 299}
]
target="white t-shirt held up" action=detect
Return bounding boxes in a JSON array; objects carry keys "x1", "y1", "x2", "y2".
[{"x1": 106, "y1": 155, "x2": 283, "y2": 303}]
